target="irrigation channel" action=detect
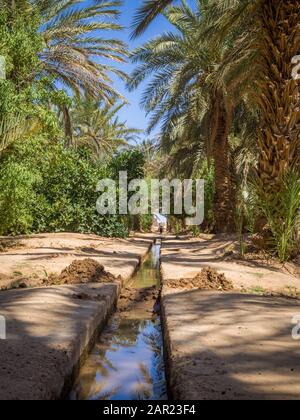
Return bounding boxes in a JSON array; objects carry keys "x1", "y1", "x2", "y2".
[{"x1": 71, "y1": 240, "x2": 168, "y2": 400}]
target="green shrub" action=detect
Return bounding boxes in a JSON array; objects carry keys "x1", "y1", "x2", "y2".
[
  {"x1": 140, "y1": 214, "x2": 153, "y2": 232},
  {"x1": 0, "y1": 137, "x2": 128, "y2": 237},
  {"x1": 0, "y1": 159, "x2": 39, "y2": 234},
  {"x1": 109, "y1": 149, "x2": 145, "y2": 181},
  {"x1": 254, "y1": 171, "x2": 300, "y2": 262}
]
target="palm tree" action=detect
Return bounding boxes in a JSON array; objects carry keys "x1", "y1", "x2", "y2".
[
  {"x1": 256, "y1": 1, "x2": 300, "y2": 193},
  {"x1": 131, "y1": 0, "x2": 174, "y2": 38},
  {"x1": 37, "y1": 0, "x2": 129, "y2": 145},
  {"x1": 133, "y1": 0, "x2": 300, "y2": 213},
  {"x1": 0, "y1": 115, "x2": 40, "y2": 154},
  {"x1": 1, "y1": 0, "x2": 128, "y2": 148},
  {"x1": 36, "y1": 0, "x2": 127, "y2": 101},
  {"x1": 71, "y1": 97, "x2": 140, "y2": 157},
  {"x1": 136, "y1": 138, "x2": 164, "y2": 177},
  {"x1": 129, "y1": 2, "x2": 250, "y2": 232},
  {"x1": 2, "y1": 0, "x2": 127, "y2": 100}
]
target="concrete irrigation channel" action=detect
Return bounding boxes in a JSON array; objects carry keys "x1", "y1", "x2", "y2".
[
  {"x1": 71, "y1": 239, "x2": 167, "y2": 400},
  {"x1": 0, "y1": 235, "x2": 153, "y2": 400},
  {"x1": 1, "y1": 234, "x2": 300, "y2": 400}
]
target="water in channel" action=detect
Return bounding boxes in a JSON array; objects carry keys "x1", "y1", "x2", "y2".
[{"x1": 71, "y1": 242, "x2": 167, "y2": 401}]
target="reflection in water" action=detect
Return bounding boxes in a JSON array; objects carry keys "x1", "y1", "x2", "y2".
[
  {"x1": 130, "y1": 244, "x2": 161, "y2": 289},
  {"x1": 71, "y1": 243, "x2": 167, "y2": 401}
]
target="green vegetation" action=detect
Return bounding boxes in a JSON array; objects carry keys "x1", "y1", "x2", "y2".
[
  {"x1": 248, "y1": 286, "x2": 266, "y2": 296},
  {"x1": 0, "y1": 0, "x2": 299, "y2": 263},
  {"x1": 130, "y1": 0, "x2": 300, "y2": 261},
  {"x1": 0, "y1": 0, "x2": 139, "y2": 238}
]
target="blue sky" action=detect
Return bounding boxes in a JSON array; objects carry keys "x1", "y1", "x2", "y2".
[{"x1": 107, "y1": 0, "x2": 175, "y2": 139}]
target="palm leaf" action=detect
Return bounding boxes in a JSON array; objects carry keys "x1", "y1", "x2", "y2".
[
  {"x1": 0, "y1": 116, "x2": 41, "y2": 153},
  {"x1": 131, "y1": 0, "x2": 174, "y2": 38}
]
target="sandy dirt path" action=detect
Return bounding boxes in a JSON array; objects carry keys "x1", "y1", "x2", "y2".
[
  {"x1": 161, "y1": 236, "x2": 300, "y2": 294},
  {"x1": 0, "y1": 233, "x2": 153, "y2": 290},
  {"x1": 162, "y1": 289, "x2": 300, "y2": 400},
  {"x1": 161, "y1": 236, "x2": 300, "y2": 400}
]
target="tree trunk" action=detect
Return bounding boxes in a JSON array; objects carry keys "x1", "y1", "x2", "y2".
[
  {"x1": 211, "y1": 89, "x2": 236, "y2": 233},
  {"x1": 256, "y1": 0, "x2": 300, "y2": 192},
  {"x1": 63, "y1": 106, "x2": 73, "y2": 148}
]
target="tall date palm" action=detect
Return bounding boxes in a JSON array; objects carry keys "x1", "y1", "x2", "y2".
[
  {"x1": 36, "y1": 0, "x2": 127, "y2": 100},
  {"x1": 129, "y1": 2, "x2": 247, "y2": 232},
  {"x1": 71, "y1": 97, "x2": 140, "y2": 157},
  {"x1": 2, "y1": 0, "x2": 127, "y2": 100},
  {"x1": 133, "y1": 0, "x2": 300, "y2": 193}
]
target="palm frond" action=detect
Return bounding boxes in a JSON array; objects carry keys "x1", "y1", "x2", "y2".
[
  {"x1": 131, "y1": 0, "x2": 174, "y2": 38},
  {"x1": 35, "y1": 0, "x2": 127, "y2": 100},
  {"x1": 0, "y1": 116, "x2": 41, "y2": 153},
  {"x1": 70, "y1": 97, "x2": 141, "y2": 157}
]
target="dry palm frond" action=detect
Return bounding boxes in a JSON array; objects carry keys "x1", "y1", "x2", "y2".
[{"x1": 0, "y1": 116, "x2": 41, "y2": 154}]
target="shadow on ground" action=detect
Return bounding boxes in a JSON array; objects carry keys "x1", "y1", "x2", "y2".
[{"x1": 163, "y1": 289, "x2": 300, "y2": 400}]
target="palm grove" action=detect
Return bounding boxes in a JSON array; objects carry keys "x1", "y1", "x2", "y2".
[{"x1": 0, "y1": 0, "x2": 299, "y2": 261}]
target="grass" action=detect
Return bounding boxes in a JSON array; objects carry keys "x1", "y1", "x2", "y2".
[
  {"x1": 247, "y1": 285, "x2": 300, "y2": 300},
  {"x1": 254, "y1": 171, "x2": 300, "y2": 262},
  {"x1": 247, "y1": 272, "x2": 264, "y2": 279},
  {"x1": 13, "y1": 271, "x2": 23, "y2": 277},
  {"x1": 248, "y1": 286, "x2": 266, "y2": 295}
]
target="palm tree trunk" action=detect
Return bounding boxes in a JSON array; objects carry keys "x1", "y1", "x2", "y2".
[
  {"x1": 63, "y1": 106, "x2": 73, "y2": 148},
  {"x1": 256, "y1": 0, "x2": 300, "y2": 192},
  {"x1": 211, "y1": 89, "x2": 236, "y2": 233}
]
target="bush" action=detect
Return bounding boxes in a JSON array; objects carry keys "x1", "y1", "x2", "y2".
[
  {"x1": 0, "y1": 160, "x2": 39, "y2": 234},
  {"x1": 140, "y1": 214, "x2": 153, "y2": 232},
  {"x1": 254, "y1": 171, "x2": 300, "y2": 262},
  {"x1": 0, "y1": 137, "x2": 128, "y2": 237},
  {"x1": 109, "y1": 149, "x2": 145, "y2": 181}
]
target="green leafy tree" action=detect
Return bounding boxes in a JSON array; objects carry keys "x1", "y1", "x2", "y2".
[
  {"x1": 109, "y1": 149, "x2": 145, "y2": 181},
  {"x1": 0, "y1": 137, "x2": 128, "y2": 237},
  {"x1": 0, "y1": 1, "x2": 45, "y2": 151},
  {"x1": 109, "y1": 149, "x2": 146, "y2": 231}
]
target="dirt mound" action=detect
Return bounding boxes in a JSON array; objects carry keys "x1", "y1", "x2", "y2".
[
  {"x1": 118, "y1": 286, "x2": 160, "y2": 313},
  {"x1": 52, "y1": 258, "x2": 117, "y2": 285},
  {"x1": 0, "y1": 239, "x2": 22, "y2": 253},
  {"x1": 165, "y1": 267, "x2": 233, "y2": 291}
]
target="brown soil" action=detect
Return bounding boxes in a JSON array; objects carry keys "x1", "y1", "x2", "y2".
[
  {"x1": 45, "y1": 258, "x2": 118, "y2": 285},
  {"x1": 221, "y1": 238, "x2": 300, "y2": 277},
  {"x1": 0, "y1": 239, "x2": 24, "y2": 253},
  {"x1": 161, "y1": 236, "x2": 300, "y2": 295},
  {"x1": 118, "y1": 286, "x2": 160, "y2": 313},
  {"x1": 165, "y1": 267, "x2": 233, "y2": 291},
  {"x1": 0, "y1": 232, "x2": 152, "y2": 291}
]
